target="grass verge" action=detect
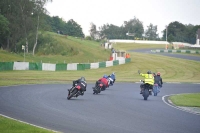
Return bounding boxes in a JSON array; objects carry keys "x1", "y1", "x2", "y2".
[
  {"x1": 169, "y1": 93, "x2": 200, "y2": 107},
  {"x1": 0, "y1": 116, "x2": 55, "y2": 133}
]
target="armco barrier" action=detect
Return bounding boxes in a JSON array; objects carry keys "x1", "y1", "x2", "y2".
[
  {"x1": 113, "y1": 60, "x2": 119, "y2": 66},
  {"x1": 0, "y1": 58, "x2": 131, "y2": 71},
  {"x1": 99, "y1": 62, "x2": 106, "y2": 68},
  {"x1": 29, "y1": 62, "x2": 37, "y2": 70},
  {"x1": 0, "y1": 62, "x2": 14, "y2": 71},
  {"x1": 125, "y1": 58, "x2": 131, "y2": 63},
  {"x1": 67, "y1": 63, "x2": 78, "y2": 70},
  {"x1": 13, "y1": 62, "x2": 29, "y2": 70},
  {"x1": 77, "y1": 64, "x2": 85, "y2": 70},
  {"x1": 119, "y1": 59, "x2": 125, "y2": 65},
  {"x1": 56, "y1": 63, "x2": 67, "y2": 71},
  {"x1": 106, "y1": 61, "x2": 113, "y2": 67},
  {"x1": 37, "y1": 63, "x2": 42, "y2": 70},
  {"x1": 29, "y1": 62, "x2": 42, "y2": 70},
  {"x1": 90, "y1": 63, "x2": 99, "y2": 69},
  {"x1": 83, "y1": 64, "x2": 90, "y2": 69},
  {"x1": 42, "y1": 63, "x2": 56, "y2": 71}
]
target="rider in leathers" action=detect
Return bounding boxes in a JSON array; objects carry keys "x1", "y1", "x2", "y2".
[
  {"x1": 69, "y1": 77, "x2": 87, "y2": 96},
  {"x1": 138, "y1": 70, "x2": 154, "y2": 94},
  {"x1": 107, "y1": 72, "x2": 116, "y2": 86},
  {"x1": 95, "y1": 75, "x2": 109, "y2": 91}
]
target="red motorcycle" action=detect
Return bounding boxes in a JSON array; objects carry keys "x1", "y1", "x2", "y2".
[
  {"x1": 67, "y1": 84, "x2": 82, "y2": 100},
  {"x1": 93, "y1": 83, "x2": 103, "y2": 94}
]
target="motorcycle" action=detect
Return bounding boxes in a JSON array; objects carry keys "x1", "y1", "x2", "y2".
[
  {"x1": 67, "y1": 84, "x2": 82, "y2": 100},
  {"x1": 107, "y1": 76, "x2": 115, "y2": 86},
  {"x1": 140, "y1": 80, "x2": 152, "y2": 100},
  {"x1": 93, "y1": 83, "x2": 103, "y2": 94}
]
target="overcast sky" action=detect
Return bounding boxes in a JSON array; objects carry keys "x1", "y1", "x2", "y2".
[{"x1": 45, "y1": 0, "x2": 200, "y2": 37}]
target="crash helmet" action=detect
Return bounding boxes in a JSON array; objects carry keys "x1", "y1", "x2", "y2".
[
  {"x1": 157, "y1": 72, "x2": 161, "y2": 76},
  {"x1": 147, "y1": 70, "x2": 151, "y2": 74},
  {"x1": 80, "y1": 76, "x2": 86, "y2": 81},
  {"x1": 103, "y1": 74, "x2": 108, "y2": 78}
]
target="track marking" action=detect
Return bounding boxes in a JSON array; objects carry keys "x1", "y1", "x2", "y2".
[{"x1": 162, "y1": 94, "x2": 200, "y2": 116}]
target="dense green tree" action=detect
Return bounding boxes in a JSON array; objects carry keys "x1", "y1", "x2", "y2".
[
  {"x1": 99, "y1": 24, "x2": 121, "y2": 39},
  {"x1": 0, "y1": 14, "x2": 10, "y2": 49},
  {"x1": 186, "y1": 24, "x2": 200, "y2": 44},
  {"x1": 167, "y1": 34, "x2": 174, "y2": 43},
  {"x1": 123, "y1": 17, "x2": 144, "y2": 39},
  {"x1": 65, "y1": 19, "x2": 84, "y2": 38},
  {"x1": 0, "y1": 0, "x2": 52, "y2": 53},
  {"x1": 164, "y1": 21, "x2": 186, "y2": 42},
  {"x1": 98, "y1": 17, "x2": 144, "y2": 40},
  {"x1": 162, "y1": 21, "x2": 200, "y2": 44},
  {"x1": 145, "y1": 23, "x2": 158, "y2": 40},
  {"x1": 0, "y1": 0, "x2": 24, "y2": 51}
]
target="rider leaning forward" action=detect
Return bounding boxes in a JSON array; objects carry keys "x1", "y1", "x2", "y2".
[{"x1": 69, "y1": 77, "x2": 87, "y2": 96}]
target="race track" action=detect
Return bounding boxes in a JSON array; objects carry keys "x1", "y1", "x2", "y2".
[{"x1": 0, "y1": 83, "x2": 200, "y2": 133}]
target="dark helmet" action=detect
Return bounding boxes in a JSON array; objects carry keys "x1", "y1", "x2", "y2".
[
  {"x1": 147, "y1": 70, "x2": 151, "y2": 74},
  {"x1": 80, "y1": 77, "x2": 86, "y2": 81}
]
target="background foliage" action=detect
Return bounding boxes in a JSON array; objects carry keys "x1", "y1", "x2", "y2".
[{"x1": 0, "y1": 0, "x2": 200, "y2": 55}]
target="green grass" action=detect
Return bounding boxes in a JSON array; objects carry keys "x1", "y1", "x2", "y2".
[
  {"x1": 169, "y1": 93, "x2": 200, "y2": 107},
  {"x1": 112, "y1": 42, "x2": 165, "y2": 51},
  {"x1": 0, "y1": 116, "x2": 55, "y2": 133},
  {"x1": 1, "y1": 52, "x2": 200, "y2": 86},
  {"x1": 0, "y1": 33, "x2": 111, "y2": 63},
  {"x1": 1, "y1": 43, "x2": 200, "y2": 86}
]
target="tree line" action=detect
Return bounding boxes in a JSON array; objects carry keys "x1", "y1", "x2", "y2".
[
  {"x1": 90, "y1": 17, "x2": 200, "y2": 44},
  {"x1": 0, "y1": 0, "x2": 84, "y2": 54},
  {"x1": 0, "y1": 0, "x2": 200, "y2": 55}
]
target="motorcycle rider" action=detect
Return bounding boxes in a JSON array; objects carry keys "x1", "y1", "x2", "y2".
[
  {"x1": 138, "y1": 70, "x2": 154, "y2": 94},
  {"x1": 152, "y1": 72, "x2": 159, "y2": 95},
  {"x1": 108, "y1": 72, "x2": 116, "y2": 86},
  {"x1": 69, "y1": 76, "x2": 87, "y2": 96},
  {"x1": 94, "y1": 75, "x2": 109, "y2": 91},
  {"x1": 155, "y1": 72, "x2": 163, "y2": 92}
]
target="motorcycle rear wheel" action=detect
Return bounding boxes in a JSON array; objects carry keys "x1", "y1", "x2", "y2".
[{"x1": 143, "y1": 89, "x2": 149, "y2": 100}]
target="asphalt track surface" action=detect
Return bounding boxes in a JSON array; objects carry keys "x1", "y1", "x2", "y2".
[
  {"x1": 0, "y1": 83, "x2": 200, "y2": 133},
  {"x1": 0, "y1": 50, "x2": 200, "y2": 133}
]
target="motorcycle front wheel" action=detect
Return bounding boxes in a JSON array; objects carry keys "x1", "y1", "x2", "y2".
[{"x1": 67, "y1": 89, "x2": 78, "y2": 100}]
